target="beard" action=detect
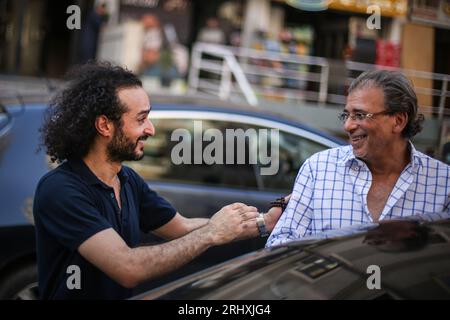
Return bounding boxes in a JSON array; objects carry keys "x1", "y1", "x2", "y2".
[{"x1": 107, "y1": 126, "x2": 147, "y2": 162}]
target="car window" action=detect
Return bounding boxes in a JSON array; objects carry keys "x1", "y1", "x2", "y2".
[
  {"x1": 0, "y1": 106, "x2": 12, "y2": 159},
  {"x1": 0, "y1": 113, "x2": 7, "y2": 130},
  {"x1": 124, "y1": 117, "x2": 259, "y2": 190},
  {"x1": 0, "y1": 105, "x2": 10, "y2": 132},
  {"x1": 258, "y1": 129, "x2": 329, "y2": 193}
]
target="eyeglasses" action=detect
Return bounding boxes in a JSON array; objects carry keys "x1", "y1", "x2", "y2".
[{"x1": 338, "y1": 111, "x2": 393, "y2": 124}]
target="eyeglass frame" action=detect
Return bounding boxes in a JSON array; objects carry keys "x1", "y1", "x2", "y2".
[{"x1": 337, "y1": 110, "x2": 394, "y2": 124}]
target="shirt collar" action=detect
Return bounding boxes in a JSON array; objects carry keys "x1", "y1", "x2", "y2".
[
  {"x1": 68, "y1": 158, "x2": 129, "y2": 187},
  {"x1": 408, "y1": 142, "x2": 424, "y2": 169},
  {"x1": 337, "y1": 141, "x2": 423, "y2": 169},
  {"x1": 337, "y1": 146, "x2": 356, "y2": 167}
]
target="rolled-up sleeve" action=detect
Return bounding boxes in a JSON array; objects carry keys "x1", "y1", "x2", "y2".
[
  {"x1": 127, "y1": 169, "x2": 177, "y2": 233},
  {"x1": 138, "y1": 183, "x2": 177, "y2": 233}
]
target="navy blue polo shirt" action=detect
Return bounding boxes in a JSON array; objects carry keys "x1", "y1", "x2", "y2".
[{"x1": 33, "y1": 158, "x2": 176, "y2": 300}]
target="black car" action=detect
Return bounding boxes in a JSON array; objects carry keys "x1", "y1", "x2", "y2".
[
  {"x1": 134, "y1": 218, "x2": 450, "y2": 300},
  {"x1": 0, "y1": 93, "x2": 344, "y2": 299}
]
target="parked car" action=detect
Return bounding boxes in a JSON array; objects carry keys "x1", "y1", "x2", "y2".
[
  {"x1": 0, "y1": 94, "x2": 344, "y2": 299},
  {"x1": 133, "y1": 218, "x2": 450, "y2": 300}
]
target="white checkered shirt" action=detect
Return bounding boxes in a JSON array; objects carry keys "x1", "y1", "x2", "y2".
[{"x1": 266, "y1": 143, "x2": 450, "y2": 247}]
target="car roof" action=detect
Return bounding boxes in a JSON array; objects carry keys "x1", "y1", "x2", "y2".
[
  {"x1": 1, "y1": 92, "x2": 346, "y2": 146},
  {"x1": 149, "y1": 95, "x2": 346, "y2": 145},
  {"x1": 134, "y1": 218, "x2": 450, "y2": 300}
]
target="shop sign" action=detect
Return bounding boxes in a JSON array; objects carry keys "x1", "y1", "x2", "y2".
[
  {"x1": 376, "y1": 40, "x2": 401, "y2": 67},
  {"x1": 119, "y1": 0, "x2": 191, "y2": 43},
  {"x1": 409, "y1": 0, "x2": 450, "y2": 29},
  {"x1": 328, "y1": 0, "x2": 407, "y2": 17},
  {"x1": 121, "y1": 0, "x2": 160, "y2": 9},
  {"x1": 284, "y1": 0, "x2": 331, "y2": 11}
]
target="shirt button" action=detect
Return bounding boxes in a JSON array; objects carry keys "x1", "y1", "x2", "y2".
[
  {"x1": 110, "y1": 193, "x2": 114, "y2": 198},
  {"x1": 352, "y1": 165, "x2": 359, "y2": 171}
]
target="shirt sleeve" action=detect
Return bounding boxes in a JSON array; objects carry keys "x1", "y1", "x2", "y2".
[
  {"x1": 266, "y1": 158, "x2": 315, "y2": 247},
  {"x1": 34, "y1": 174, "x2": 112, "y2": 251},
  {"x1": 132, "y1": 173, "x2": 177, "y2": 233}
]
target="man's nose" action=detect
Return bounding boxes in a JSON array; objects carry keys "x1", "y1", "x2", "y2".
[
  {"x1": 343, "y1": 116, "x2": 358, "y2": 133},
  {"x1": 144, "y1": 119, "x2": 155, "y2": 136}
]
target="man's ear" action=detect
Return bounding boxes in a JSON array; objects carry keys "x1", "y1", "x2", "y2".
[
  {"x1": 95, "y1": 115, "x2": 113, "y2": 138},
  {"x1": 393, "y1": 112, "x2": 408, "y2": 134}
]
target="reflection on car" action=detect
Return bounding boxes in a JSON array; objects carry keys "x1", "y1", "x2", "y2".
[{"x1": 134, "y1": 217, "x2": 450, "y2": 300}]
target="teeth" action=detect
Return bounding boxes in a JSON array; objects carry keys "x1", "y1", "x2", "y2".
[{"x1": 352, "y1": 135, "x2": 365, "y2": 141}]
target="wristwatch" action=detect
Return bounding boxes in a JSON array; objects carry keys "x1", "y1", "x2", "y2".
[{"x1": 256, "y1": 213, "x2": 269, "y2": 237}]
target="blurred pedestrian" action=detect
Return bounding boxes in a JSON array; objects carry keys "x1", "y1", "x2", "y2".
[
  {"x1": 79, "y1": 2, "x2": 108, "y2": 63},
  {"x1": 197, "y1": 17, "x2": 226, "y2": 45},
  {"x1": 140, "y1": 14, "x2": 163, "y2": 77}
]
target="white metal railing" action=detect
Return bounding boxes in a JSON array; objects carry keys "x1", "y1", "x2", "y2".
[
  {"x1": 188, "y1": 43, "x2": 258, "y2": 106},
  {"x1": 345, "y1": 61, "x2": 450, "y2": 119},
  {"x1": 188, "y1": 42, "x2": 449, "y2": 118},
  {"x1": 189, "y1": 42, "x2": 330, "y2": 106},
  {"x1": 188, "y1": 42, "x2": 450, "y2": 156}
]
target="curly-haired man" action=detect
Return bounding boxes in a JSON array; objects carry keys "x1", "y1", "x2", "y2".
[{"x1": 34, "y1": 62, "x2": 282, "y2": 299}]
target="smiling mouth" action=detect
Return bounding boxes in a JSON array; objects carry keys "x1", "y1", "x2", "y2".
[
  {"x1": 136, "y1": 136, "x2": 148, "y2": 145},
  {"x1": 136, "y1": 140, "x2": 146, "y2": 150},
  {"x1": 350, "y1": 134, "x2": 367, "y2": 143}
]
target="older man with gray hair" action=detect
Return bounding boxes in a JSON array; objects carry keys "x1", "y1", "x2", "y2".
[{"x1": 267, "y1": 70, "x2": 450, "y2": 247}]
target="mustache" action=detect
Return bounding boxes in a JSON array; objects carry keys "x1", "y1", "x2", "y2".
[
  {"x1": 137, "y1": 135, "x2": 149, "y2": 142},
  {"x1": 135, "y1": 135, "x2": 149, "y2": 147}
]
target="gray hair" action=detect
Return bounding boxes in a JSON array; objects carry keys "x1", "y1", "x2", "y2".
[{"x1": 348, "y1": 69, "x2": 424, "y2": 138}]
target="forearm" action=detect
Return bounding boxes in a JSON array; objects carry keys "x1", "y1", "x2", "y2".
[
  {"x1": 80, "y1": 204, "x2": 256, "y2": 289},
  {"x1": 265, "y1": 207, "x2": 282, "y2": 232},
  {"x1": 264, "y1": 194, "x2": 292, "y2": 232},
  {"x1": 130, "y1": 224, "x2": 215, "y2": 286},
  {"x1": 184, "y1": 217, "x2": 209, "y2": 233},
  {"x1": 152, "y1": 214, "x2": 209, "y2": 240}
]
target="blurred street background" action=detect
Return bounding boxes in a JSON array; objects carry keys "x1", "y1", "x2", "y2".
[{"x1": 0, "y1": 0, "x2": 449, "y2": 157}]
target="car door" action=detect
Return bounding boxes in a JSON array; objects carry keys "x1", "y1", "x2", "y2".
[
  {"x1": 124, "y1": 111, "x2": 262, "y2": 219},
  {"x1": 124, "y1": 108, "x2": 341, "y2": 218}
]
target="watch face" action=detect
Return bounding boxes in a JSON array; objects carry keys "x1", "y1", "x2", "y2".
[
  {"x1": 256, "y1": 215, "x2": 269, "y2": 237},
  {"x1": 256, "y1": 215, "x2": 267, "y2": 236},
  {"x1": 257, "y1": 217, "x2": 264, "y2": 227}
]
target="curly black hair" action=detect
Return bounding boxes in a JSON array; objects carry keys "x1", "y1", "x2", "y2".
[{"x1": 40, "y1": 61, "x2": 142, "y2": 163}]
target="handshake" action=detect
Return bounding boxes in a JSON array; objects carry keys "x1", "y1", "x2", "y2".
[{"x1": 205, "y1": 195, "x2": 290, "y2": 246}]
